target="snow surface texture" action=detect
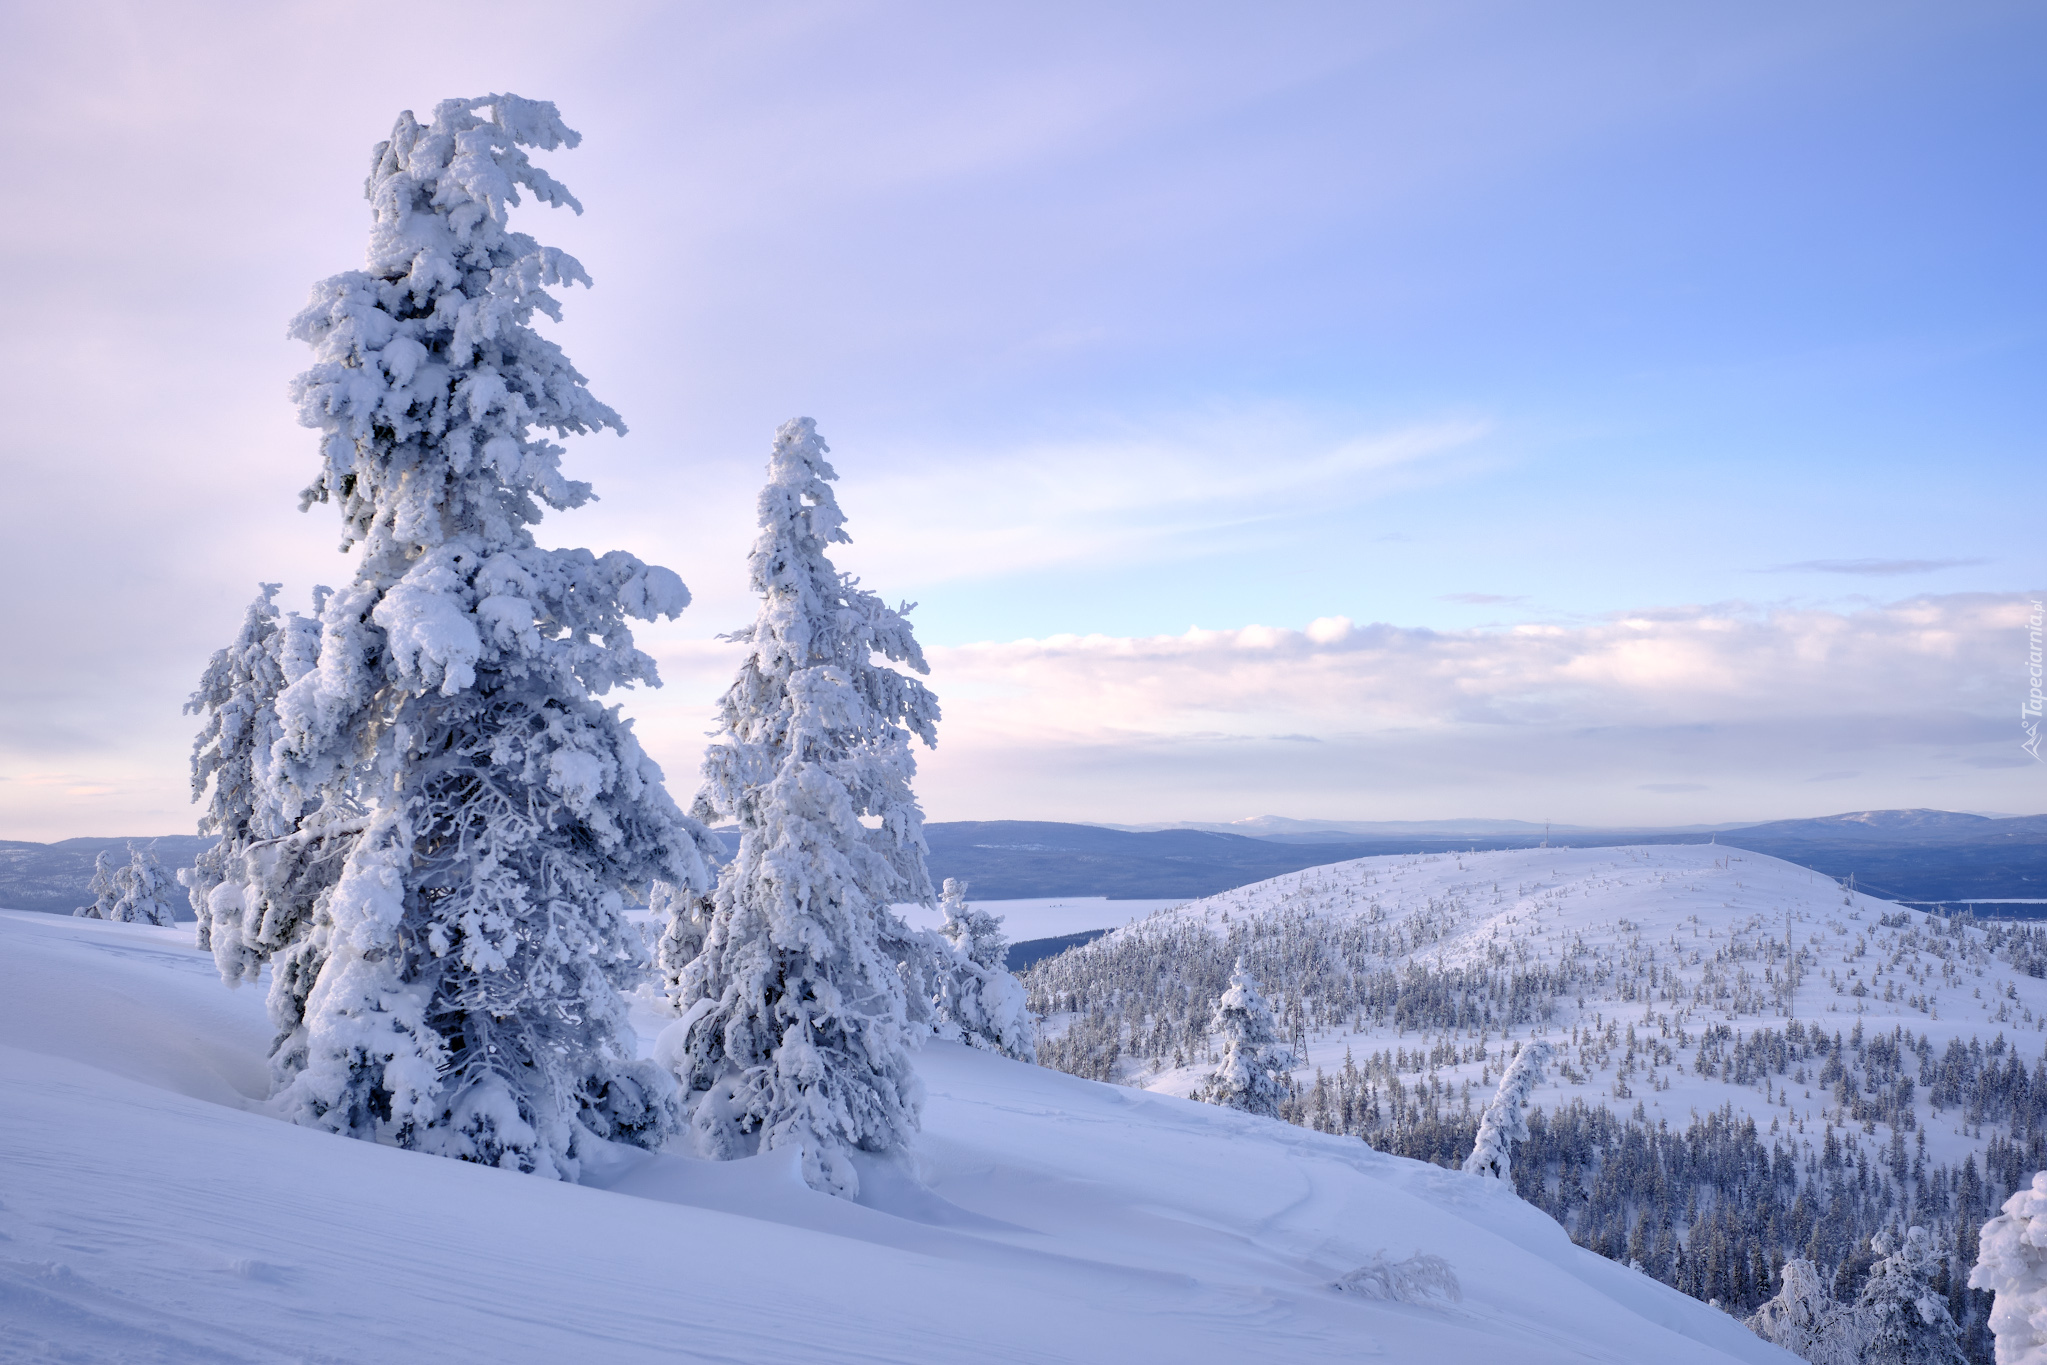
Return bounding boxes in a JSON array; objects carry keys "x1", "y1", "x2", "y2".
[
  {"x1": 0, "y1": 909, "x2": 1792, "y2": 1364},
  {"x1": 181, "y1": 95, "x2": 718, "y2": 1181},
  {"x1": 667, "y1": 417, "x2": 942, "y2": 1197},
  {"x1": 1078, "y1": 844, "x2": 2047, "y2": 1174}
]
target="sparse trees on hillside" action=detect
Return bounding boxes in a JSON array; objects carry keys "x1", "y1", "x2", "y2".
[
  {"x1": 1202, "y1": 960, "x2": 1293, "y2": 1117},
  {"x1": 74, "y1": 844, "x2": 178, "y2": 926},
  {"x1": 663, "y1": 417, "x2": 941, "y2": 1198},
  {"x1": 1465, "y1": 1041, "x2": 1551, "y2": 1181},
  {"x1": 184, "y1": 95, "x2": 716, "y2": 1180}
]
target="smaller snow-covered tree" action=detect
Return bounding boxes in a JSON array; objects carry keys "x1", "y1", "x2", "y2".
[
  {"x1": 1464, "y1": 1040, "x2": 1551, "y2": 1181},
  {"x1": 1858, "y1": 1226, "x2": 1966, "y2": 1365},
  {"x1": 182, "y1": 583, "x2": 340, "y2": 983},
  {"x1": 651, "y1": 878, "x2": 713, "y2": 991},
  {"x1": 74, "y1": 850, "x2": 121, "y2": 920},
  {"x1": 1747, "y1": 1258, "x2": 1861, "y2": 1365},
  {"x1": 1200, "y1": 959, "x2": 1293, "y2": 1117},
  {"x1": 1971, "y1": 1170, "x2": 2047, "y2": 1364},
  {"x1": 931, "y1": 879, "x2": 1037, "y2": 1062},
  {"x1": 939, "y1": 878, "x2": 1007, "y2": 971},
  {"x1": 75, "y1": 844, "x2": 179, "y2": 926},
  {"x1": 666, "y1": 416, "x2": 941, "y2": 1198}
]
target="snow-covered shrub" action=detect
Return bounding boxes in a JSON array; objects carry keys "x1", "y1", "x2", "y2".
[
  {"x1": 1200, "y1": 959, "x2": 1294, "y2": 1117},
  {"x1": 184, "y1": 95, "x2": 716, "y2": 1181},
  {"x1": 1972, "y1": 1170, "x2": 2047, "y2": 1364},
  {"x1": 932, "y1": 879, "x2": 1038, "y2": 1062},
  {"x1": 73, "y1": 844, "x2": 178, "y2": 926},
  {"x1": 664, "y1": 417, "x2": 941, "y2": 1199},
  {"x1": 1332, "y1": 1250, "x2": 1462, "y2": 1305},
  {"x1": 1747, "y1": 1257, "x2": 1861, "y2": 1365},
  {"x1": 1857, "y1": 1226, "x2": 1966, "y2": 1365},
  {"x1": 1463, "y1": 1040, "x2": 1551, "y2": 1181}
]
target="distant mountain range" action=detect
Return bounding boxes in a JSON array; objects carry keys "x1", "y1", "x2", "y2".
[
  {"x1": 0, "y1": 836, "x2": 217, "y2": 917},
  {"x1": 935, "y1": 808, "x2": 2047, "y2": 904},
  {"x1": 6, "y1": 809, "x2": 2044, "y2": 919}
]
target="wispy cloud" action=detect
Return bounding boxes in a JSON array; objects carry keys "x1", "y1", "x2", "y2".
[
  {"x1": 835, "y1": 414, "x2": 1496, "y2": 587},
  {"x1": 1761, "y1": 558, "x2": 1988, "y2": 577},
  {"x1": 855, "y1": 592, "x2": 2036, "y2": 823}
]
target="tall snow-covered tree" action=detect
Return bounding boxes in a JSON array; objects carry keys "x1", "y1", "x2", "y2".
[
  {"x1": 74, "y1": 844, "x2": 178, "y2": 925},
  {"x1": 663, "y1": 417, "x2": 940, "y2": 1199},
  {"x1": 1856, "y1": 1226, "x2": 1966, "y2": 1365},
  {"x1": 1201, "y1": 959, "x2": 1293, "y2": 1117},
  {"x1": 1464, "y1": 1040, "x2": 1551, "y2": 1181},
  {"x1": 1971, "y1": 1170, "x2": 2047, "y2": 1364},
  {"x1": 932, "y1": 878, "x2": 1037, "y2": 1062},
  {"x1": 183, "y1": 95, "x2": 717, "y2": 1181}
]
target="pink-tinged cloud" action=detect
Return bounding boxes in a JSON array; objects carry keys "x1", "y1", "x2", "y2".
[{"x1": 841, "y1": 593, "x2": 2027, "y2": 825}]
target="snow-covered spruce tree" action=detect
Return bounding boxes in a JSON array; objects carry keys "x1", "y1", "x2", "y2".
[
  {"x1": 663, "y1": 417, "x2": 940, "y2": 1198},
  {"x1": 939, "y1": 877, "x2": 1005, "y2": 971},
  {"x1": 184, "y1": 95, "x2": 718, "y2": 1180},
  {"x1": 73, "y1": 850, "x2": 121, "y2": 919},
  {"x1": 932, "y1": 878, "x2": 1037, "y2": 1062},
  {"x1": 182, "y1": 583, "x2": 336, "y2": 977},
  {"x1": 74, "y1": 844, "x2": 178, "y2": 925},
  {"x1": 1747, "y1": 1258, "x2": 1862, "y2": 1365},
  {"x1": 1971, "y1": 1170, "x2": 2047, "y2": 1364},
  {"x1": 1200, "y1": 959, "x2": 1293, "y2": 1117},
  {"x1": 1463, "y1": 1040, "x2": 1551, "y2": 1181},
  {"x1": 652, "y1": 877, "x2": 714, "y2": 991},
  {"x1": 1856, "y1": 1226, "x2": 1966, "y2": 1365}
]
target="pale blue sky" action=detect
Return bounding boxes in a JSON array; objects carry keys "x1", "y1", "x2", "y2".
[{"x1": 0, "y1": 1, "x2": 2038, "y2": 835}]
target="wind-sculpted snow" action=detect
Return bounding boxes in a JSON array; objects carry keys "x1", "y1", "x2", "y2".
[
  {"x1": 1026, "y1": 844, "x2": 2047, "y2": 1343},
  {"x1": 0, "y1": 909, "x2": 1792, "y2": 1364}
]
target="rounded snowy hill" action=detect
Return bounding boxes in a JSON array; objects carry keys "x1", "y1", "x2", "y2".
[
  {"x1": 1029, "y1": 843, "x2": 2047, "y2": 1170},
  {"x1": 0, "y1": 908, "x2": 1788, "y2": 1364}
]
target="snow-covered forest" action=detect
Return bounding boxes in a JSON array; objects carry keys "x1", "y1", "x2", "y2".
[{"x1": 1023, "y1": 845, "x2": 2047, "y2": 1360}]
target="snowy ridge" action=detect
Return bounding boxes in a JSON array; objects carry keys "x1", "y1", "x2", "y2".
[
  {"x1": 1091, "y1": 843, "x2": 2047, "y2": 1155},
  {"x1": 0, "y1": 908, "x2": 1786, "y2": 1363},
  {"x1": 1024, "y1": 844, "x2": 2047, "y2": 1339}
]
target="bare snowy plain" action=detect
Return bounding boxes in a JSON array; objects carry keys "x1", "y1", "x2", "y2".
[
  {"x1": 0, "y1": 901, "x2": 1788, "y2": 1363},
  {"x1": 1095, "y1": 844, "x2": 2041, "y2": 1172}
]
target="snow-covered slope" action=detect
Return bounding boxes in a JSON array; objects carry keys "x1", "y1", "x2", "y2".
[
  {"x1": 1092, "y1": 843, "x2": 2047, "y2": 1167},
  {"x1": 0, "y1": 908, "x2": 1786, "y2": 1364}
]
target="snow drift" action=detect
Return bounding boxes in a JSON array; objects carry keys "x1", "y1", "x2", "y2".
[{"x1": 0, "y1": 907, "x2": 1791, "y2": 1363}]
